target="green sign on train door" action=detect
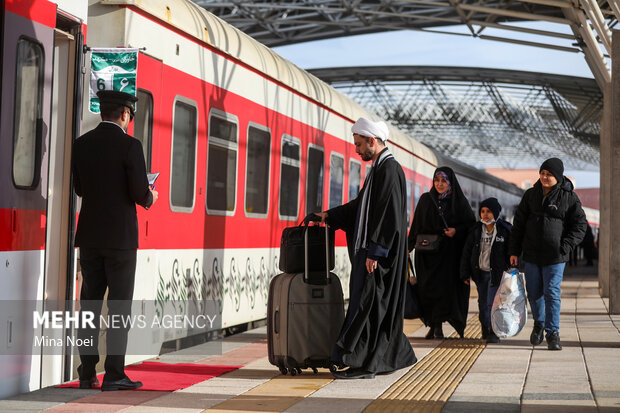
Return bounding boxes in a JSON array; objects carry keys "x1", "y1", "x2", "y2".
[{"x1": 89, "y1": 48, "x2": 139, "y2": 113}]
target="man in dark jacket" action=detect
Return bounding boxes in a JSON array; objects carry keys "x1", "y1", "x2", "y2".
[
  {"x1": 460, "y1": 197, "x2": 512, "y2": 343},
  {"x1": 509, "y1": 158, "x2": 586, "y2": 351},
  {"x1": 73, "y1": 90, "x2": 158, "y2": 390}
]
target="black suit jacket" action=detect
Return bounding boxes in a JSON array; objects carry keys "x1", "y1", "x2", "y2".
[{"x1": 72, "y1": 122, "x2": 153, "y2": 249}]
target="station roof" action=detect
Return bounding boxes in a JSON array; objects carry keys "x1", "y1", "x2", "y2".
[
  {"x1": 309, "y1": 65, "x2": 601, "y2": 171},
  {"x1": 192, "y1": 0, "x2": 618, "y2": 87}
]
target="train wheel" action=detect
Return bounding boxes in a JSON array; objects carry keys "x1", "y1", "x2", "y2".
[{"x1": 279, "y1": 366, "x2": 288, "y2": 375}]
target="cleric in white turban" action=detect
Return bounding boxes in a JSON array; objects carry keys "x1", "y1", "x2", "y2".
[
  {"x1": 351, "y1": 117, "x2": 390, "y2": 142},
  {"x1": 314, "y1": 115, "x2": 416, "y2": 380}
]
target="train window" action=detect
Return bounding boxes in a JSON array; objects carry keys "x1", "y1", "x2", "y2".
[
  {"x1": 134, "y1": 89, "x2": 153, "y2": 172},
  {"x1": 349, "y1": 159, "x2": 361, "y2": 201},
  {"x1": 206, "y1": 109, "x2": 238, "y2": 215},
  {"x1": 245, "y1": 123, "x2": 271, "y2": 217},
  {"x1": 406, "y1": 180, "x2": 413, "y2": 225},
  {"x1": 12, "y1": 38, "x2": 44, "y2": 189},
  {"x1": 279, "y1": 135, "x2": 300, "y2": 220},
  {"x1": 306, "y1": 145, "x2": 324, "y2": 214},
  {"x1": 170, "y1": 97, "x2": 197, "y2": 212},
  {"x1": 328, "y1": 153, "x2": 344, "y2": 209}
]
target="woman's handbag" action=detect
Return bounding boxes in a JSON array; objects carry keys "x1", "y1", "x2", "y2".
[
  {"x1": 414, "y1": 234, "x2": 442, "y2": 252},
  {"x1": 414, "y1": 196, "x2": 448, "y2": 253}
]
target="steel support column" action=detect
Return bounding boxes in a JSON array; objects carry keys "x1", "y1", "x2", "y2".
[{"x1": 608, "y1": 30, "x2": 620, "y2": 313}]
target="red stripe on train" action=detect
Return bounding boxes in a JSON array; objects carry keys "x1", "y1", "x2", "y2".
[
  {"x1": 5, "y1": 0, "x2": 57, "y2": 28},
  {"x1": 0, "y1": 209, "x2": 46, "y2": 251}
]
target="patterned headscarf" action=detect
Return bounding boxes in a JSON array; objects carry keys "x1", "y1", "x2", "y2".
[{"x1": 434, "y1": 170, "x2": 452, "y2": 199}]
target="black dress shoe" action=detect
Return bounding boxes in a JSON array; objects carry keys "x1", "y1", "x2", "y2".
[
  {"x1": 79, "y1": 376, "x2": 100, "y2": 389},
  {"x1": 332, "y1": 368, "x2": 375, "y2": 379},
  {"x1": 546, "y1": 331, "x2": 562, "y2": 351},
  {"x1": 101, "y1": 377, "x2": 143, "y2": 391},
  {"x1": 530, "y1": 321, "x2": 544, "y2": 346}
]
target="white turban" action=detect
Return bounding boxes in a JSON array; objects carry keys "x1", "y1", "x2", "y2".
[{"x1": 351, "y1": 117, "x2": 389, "y2": 142}]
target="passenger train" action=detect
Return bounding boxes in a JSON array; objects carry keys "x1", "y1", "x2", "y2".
[{"x1": 1, "y1": 0, "x2": 593, "y2": 398}]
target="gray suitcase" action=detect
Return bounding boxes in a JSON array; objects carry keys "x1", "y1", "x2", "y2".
[{"x1": 267, "y1": 224, "x2": 345, "y2": 375}]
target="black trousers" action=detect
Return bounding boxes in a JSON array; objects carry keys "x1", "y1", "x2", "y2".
[{"x1": 77, "y1": 247, "x2": 136, "y2": 382}]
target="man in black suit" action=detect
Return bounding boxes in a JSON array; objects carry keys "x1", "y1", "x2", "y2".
[{"x1": 73, "y1": 90, "x2": 158, "y2": 391}]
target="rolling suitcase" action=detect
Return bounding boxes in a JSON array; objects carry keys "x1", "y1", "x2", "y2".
[{"x1": 267, "y1": 222, "x2": 345, "y2": 375}]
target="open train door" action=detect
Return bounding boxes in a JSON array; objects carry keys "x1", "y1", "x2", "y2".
[{"x1": 40, "y1": 10, "x2": 84, "y2": 387}]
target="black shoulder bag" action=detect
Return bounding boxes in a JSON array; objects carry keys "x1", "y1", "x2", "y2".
[{"x1": 414, "y1": 196, "x2": 449, "y2": 253}]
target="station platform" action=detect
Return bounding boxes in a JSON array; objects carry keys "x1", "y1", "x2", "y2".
[{"x1": 2, "y1": 263, "x2": 619, "y2": 413}]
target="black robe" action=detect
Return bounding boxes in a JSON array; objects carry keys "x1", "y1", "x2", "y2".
[
  {"x1": 327, "y1": 149, "x2": 417, "y2": 374},
  {"x1": 408, "y1": 167, "x2": 476, "y2": 337}
]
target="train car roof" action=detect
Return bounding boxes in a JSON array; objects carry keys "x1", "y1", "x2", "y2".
[
  {"x1": 432, "y1": 150, "x2": 524, "y2": 196},
  {"x1": 97, "y1": 0, "x2": 435, "y2": 164}
]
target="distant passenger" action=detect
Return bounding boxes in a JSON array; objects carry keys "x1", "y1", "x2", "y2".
[
  {"x1": 460, "y1": 197, "x2": 512, "y2": 344},
  {"x1": 408, "y1": 167, "x2": 476, "y2": 339},
  {"x1": 315, "y1": 117, "x2": 416, "y2": 379},
  {"x1": 509, "y1": 158, "x2": 586, "y2": 351},
  {"x1": 581, "y1": 224, "x2": 595, "y2": 266},
  {"x1": 73, "y1": 90, "x2": 158, "y2": 390}
]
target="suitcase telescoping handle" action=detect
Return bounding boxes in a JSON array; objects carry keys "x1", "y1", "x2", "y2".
[{"x1": 302, "y1": 214, "x2": 330, "y2": 282}]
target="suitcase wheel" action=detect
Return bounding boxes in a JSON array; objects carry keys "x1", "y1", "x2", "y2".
[
  {"x1": 329, "y1": 364, "x2": 338, "y2": 374},
  {"x1": 296, "y1": 367, "x2": 302, "y2": 375},
  {"x1": 312, "y1": 367, "x2": 318, "y2": 374},
  {"x1": 279, "y1": 366, "x2": 288, "y2": 375},
  {"x1": 290, "y1": 368, "x2": 297, "y2": 376}
]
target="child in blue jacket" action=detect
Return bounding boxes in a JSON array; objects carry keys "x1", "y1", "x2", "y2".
[{"x1": 460, "y1": 197, "x2": 512, "y2": 343}]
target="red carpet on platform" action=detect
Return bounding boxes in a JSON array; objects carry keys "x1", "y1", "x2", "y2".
[{"x1": 57, "y1": 362, "x2": 241, "y2": 391}]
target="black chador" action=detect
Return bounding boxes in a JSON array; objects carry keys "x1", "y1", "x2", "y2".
[
  {"x1": 408, "y1": 166, "x2": 476, "y2": 337},
  {"x1": 327, "y1": 148, "x2": 417, "y2": 374}
]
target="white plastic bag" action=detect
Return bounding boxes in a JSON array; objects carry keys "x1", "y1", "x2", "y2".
[{"x1": 491, "y1": 268, "x2": 528, "y2": 338}]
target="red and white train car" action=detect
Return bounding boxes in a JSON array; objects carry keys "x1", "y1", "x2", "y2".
[
  {"x1": 82, "y1": 0, "x2": 438, "y2": 329},
  {"x1": 0, "y1": 0, "x2": 438, "y2": 396}
]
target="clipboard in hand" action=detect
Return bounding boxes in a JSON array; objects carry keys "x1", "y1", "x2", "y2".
[{"x1": 147, "y1": 172, "x2": 159, "y2": 188}]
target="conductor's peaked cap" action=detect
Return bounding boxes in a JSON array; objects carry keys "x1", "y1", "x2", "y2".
[{"x1": 97, "y1": 90, "x2": 138, "y2": 114}]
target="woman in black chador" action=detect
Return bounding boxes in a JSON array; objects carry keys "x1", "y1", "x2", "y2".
[{"x1": 408, "y1": 167, "x2": 476, "y2": 339}]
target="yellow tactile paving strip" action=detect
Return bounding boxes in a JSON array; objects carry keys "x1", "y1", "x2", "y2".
[
  {"x1": 201, "y1": 372, "x2": 334, "y2": 413},
  {"x1": 364, "y1": 317, "x2": 484, "y2": 413}
]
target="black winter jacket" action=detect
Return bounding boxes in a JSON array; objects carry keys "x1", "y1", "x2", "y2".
[
  {"x1": 508, "y1": 177, "x2": 587, "y2": 266},
  {"x1": 460, "y1": 219, "x2": 512, "y2": 287}
]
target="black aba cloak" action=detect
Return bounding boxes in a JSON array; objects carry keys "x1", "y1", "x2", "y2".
[
  {"x1": 327, "y1": 149, "x2": 417, "y2": 374},
  {"x1": 408, "y1": 166, "x2": 476, "y2": 337}
]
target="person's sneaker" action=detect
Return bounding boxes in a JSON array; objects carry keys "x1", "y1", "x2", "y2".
[
  {"x1": 530, "y1": 321, "x2": 544, "y2": 346},
  {"x1": 547, "y1": 331, "x2": 562, "y2": 350},
  {"x1": 486, "y1": 331, "x2": 500, "y2": 344}
]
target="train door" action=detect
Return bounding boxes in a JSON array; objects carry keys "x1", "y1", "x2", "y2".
[
  {"x1": 133, "y1": 52, "x2": 163, "y2": 248},
  {"x1": 40, "y1": 23, "x2": 81, "y2": 387}
]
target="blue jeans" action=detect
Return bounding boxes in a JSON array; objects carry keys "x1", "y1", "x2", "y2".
[
  {"x1": 524, "y1": 261, "x2": 566, "y2": 334},
  {"x1": 475, "y1": 271, "x2": 499, "y2": 330}
]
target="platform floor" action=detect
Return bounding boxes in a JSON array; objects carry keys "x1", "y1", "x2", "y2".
[{"x1": 2, "y1": 263, "x2": 619, "y2": 413}]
